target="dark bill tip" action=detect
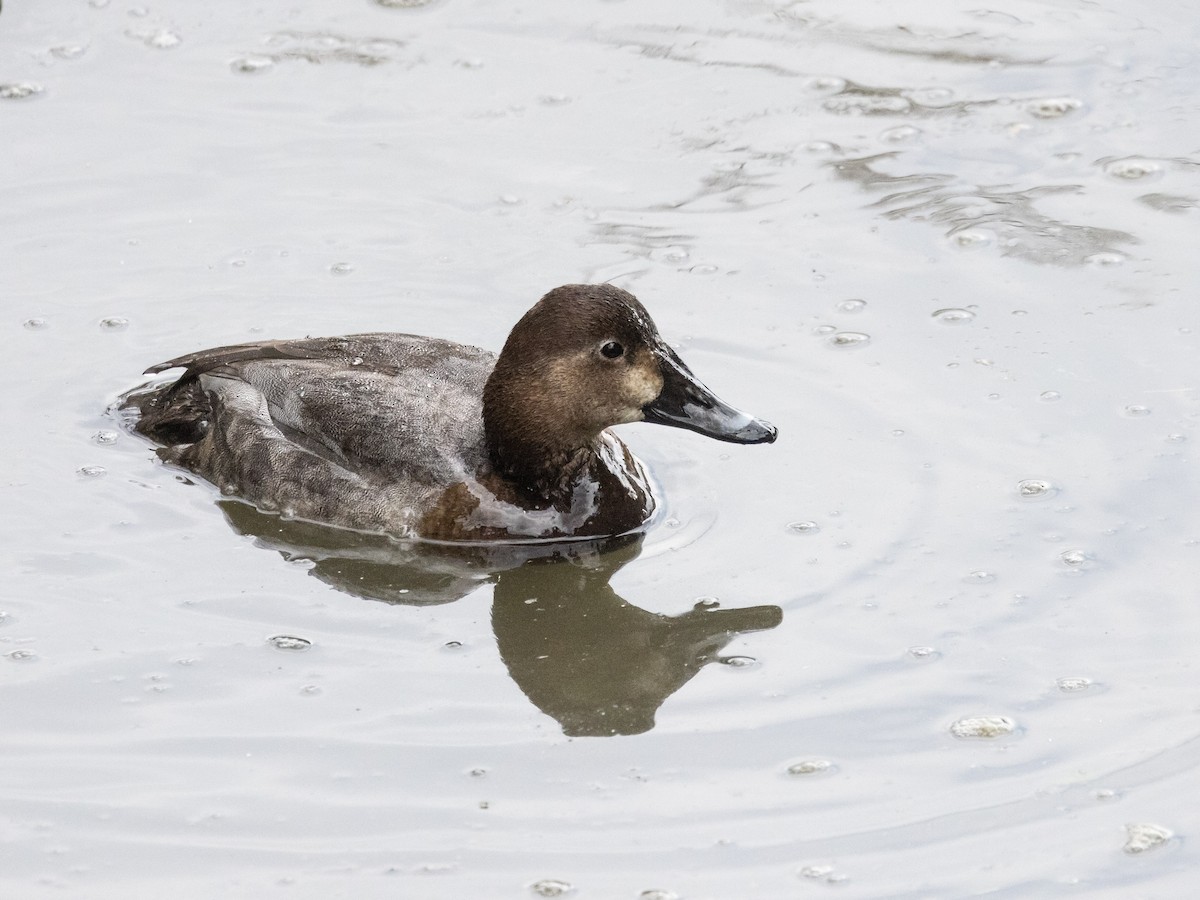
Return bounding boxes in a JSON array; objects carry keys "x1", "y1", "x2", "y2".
[
  {"x1": 643, "y1": 346, "x2": 778, "y2": 445},
  {"x1": 643, "y1": 402, "x2": 777, "y2": 444}
]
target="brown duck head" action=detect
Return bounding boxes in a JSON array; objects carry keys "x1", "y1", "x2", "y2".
[{"x1": 482, "y1": 284, "x2": 776, "y2": 495}]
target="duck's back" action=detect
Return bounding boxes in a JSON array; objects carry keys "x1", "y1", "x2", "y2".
[{"x1": 134, "y1": 333, "x2": 497, "y2": 534}]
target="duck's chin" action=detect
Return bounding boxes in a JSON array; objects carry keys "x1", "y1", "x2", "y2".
[{"x1": 602, "y1": 408, "x2": 648, "y2": 429}]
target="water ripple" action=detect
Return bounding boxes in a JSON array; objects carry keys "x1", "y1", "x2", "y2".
[{"x1": 834, "y1": 154, "x2": 1135, "y2": 264}]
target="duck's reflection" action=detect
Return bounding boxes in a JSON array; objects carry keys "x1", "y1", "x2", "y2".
[
  {"x1": 220, "y1": 500, "x2": 783, "y2": 737},
  {"x1": 492, "y1": 541, "x2": 782, "y2": 736}
]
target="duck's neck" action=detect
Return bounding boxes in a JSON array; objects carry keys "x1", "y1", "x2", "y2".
[
  {"x1": 492, "y1": 438, "x2": 598, "y2": 505},
  {"x1": 482, "y1": 372, "x2": 599, "y2": 505}
]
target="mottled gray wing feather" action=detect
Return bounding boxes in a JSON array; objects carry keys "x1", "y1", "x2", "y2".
[{"x1": 216, "y1": 336, "x2": 495, "y2": 490}]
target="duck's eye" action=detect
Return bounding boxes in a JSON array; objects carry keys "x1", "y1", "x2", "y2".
[{"x1": 600, "y1": 341, "x2": 625, "y2": 360}]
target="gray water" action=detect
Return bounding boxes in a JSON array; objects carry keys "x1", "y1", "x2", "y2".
[{"x1": 3, "y1": 0, "x2": 1199, "y2": 897}]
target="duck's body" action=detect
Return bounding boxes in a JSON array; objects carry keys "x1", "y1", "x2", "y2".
[{"x1": 128, "y1": 285, "x2": 775, "y2": 542}]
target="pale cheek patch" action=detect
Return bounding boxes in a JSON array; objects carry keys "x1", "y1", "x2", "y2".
[
  {"x1": 623, "y1": 362, "x2": 664, "y2": 409},
  {"x1": 545, "y1": 352, "x2": 662, "y2": 427}
]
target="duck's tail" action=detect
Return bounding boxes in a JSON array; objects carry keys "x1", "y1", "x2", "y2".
[{"x1": 122, "y1": 378, "x2": 212, "y2": 447}]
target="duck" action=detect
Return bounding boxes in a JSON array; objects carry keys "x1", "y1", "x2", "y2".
[{"x1": 127, "y1": 283, "x2": 776, "y2": 542}]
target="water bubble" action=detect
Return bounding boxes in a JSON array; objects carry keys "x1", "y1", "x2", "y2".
[
  {"x1": 910, "y1": 86, "x2": 954, "y2": 104},
  {"x1": 23, "y1": 317, "x2": 49, "y2": 330},
  {"x1": 950, "y1": 715, "x2": 1016, "y2": 739},
  {"x1": 798, "y1": 864, "x2": 846, "y2": 884},
  {"x1": 441, "y1": 640, "x2": 464, "y2": 651},
  {"x1": 0, "y1": 82, "x2": 43, "y2": 100},
  {"x1": 786, "y1": 521, "x2": 820, "y2": 535},
  {"x1": 824, "y1": 95, "x2": 912, "y2": 115},
  {"x1": 299, "y1": 684, "x2": 321, "y2": 695},
  {"x1": 330, "y1": 262, "x2": 354, "y2": 275},
  {"x1": 804, "y1": 75, "x2": 846, "y2": 95},
  {"x1": 891, "y1": 429, "x2": 905, "y2": 437},
  {"x1": 651, "y1": 245, "x2": 690, "y2": 264},
  {"x1": 1017, "y1": 479, "x2": 1057, "y2": 500},
  {"x1": 719, "y1": 655, "x2": 758, "y2": 668},
  {"x1": 813, "y1": 324, "x2": 836, "y2": 335},
  {"x1": 1039, "y1": 390, "x2": 1062, "y2": 402},
  {"x1": 142, "y1": 29, "x2": 182, "y2": 49},
  {"x1": 837, "y1": 298, "x2": 866, "y2": 313},
  {"x1": 804, "y1": 140, "x2": 836, "y2": 153},
  {"x1": 1026, "y1": 97, "x2": 1082, "y2": 118},
  {"x1": 798, "y1": 864, "x2": 834, "y2": 878},
  {"x1": 268, "y1": 635, "x2": 311, "y2": 651},
  {"x1": 99, "y1": 316, "x2": 130, "y2": 330},
  {"x1": 639, "y1": 891, "x2": 680, "y2": 900},
  {"x1": 467, "y1": 766, "x2": 488, "y2": 777},
  {"x1": 950, "y1": 229, "x2": 994, "y2": 248},
  {"x1": 932, "y1": 308, "x2": 975, "y2": 325},
  {"x1": 529, "y1": 879, "x2": 573, "y2": 897},
  {"x1": 964, "y1": 570, "x2": 995, "y2": 584},
  {"x1": 664, "y1": 516, "x2": 681, "y2": 528},
  {"x1": 907, "y1": 646, "x2": 941, "y2": 661},
  {"x1": 539, "y1": 93, "x2": 571, "y2": 106},
  {"x1": 376, "y1": 0, "x2": 436, "y2": 6},
  {"x1": 1166, "y1": 433, "x2": 1187, "y2": 443},
  {"x1": 51, "y1": 44, "x2": 88, "y2": 60},
  {"x1": 880, "y1": 124, "x2": 921, "y2": 143},
  {"x1": 231, "y1": 56, "x2": 275, "y2": 74},
  {"x1": 1059, "y1": 549, "x2": 1088, "y2": 567},
  {"x1": 1095, "y1": 788, "x2": 1119, "y2": 801},
  {"x1": 1056, "y1": 676, "x2": 1093, "y2": 692},
  {"x1": 689, "y1": 264, "x2": 718, "y2": 275},
  {"x1": 1123, "y1": 404, "x2": 1151, "y2": 417},
  {"x1": 77, "y1": 465, "x2": 107, "y2": 478},
  {"x1": 828, "y1": 331, "x2": 869, "y2": 348},
  {"x1": 6, "y1": 649, "x2": 37, "y2": 662},
  {"x1": 414, "y1": 861, "x2": 459, "y2": 874},
  {"x1": 1124, "y1": 823, "x2": 1171, "y2": 854},
  {"x1": 787, "y1": 759, "x2": 835, "y2": 776},
  {"x1": 1103, "y1": 157, "x2": 1163, "y2": 181},
  {"x1": 92, "y1": 430, "x2": 119, "y2": 445},
  {"x1": 1085, "y1": 252, "x2": 1125, "y2": 266},
  {"x1": 694, "y1": 597, "x2": 720, "y2": 610}
]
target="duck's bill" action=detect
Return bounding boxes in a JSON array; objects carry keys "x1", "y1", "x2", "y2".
[{"x1": 643, "y1": 346, "x2": 777, "y2": 445}]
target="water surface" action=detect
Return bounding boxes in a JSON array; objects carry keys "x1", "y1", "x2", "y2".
[{"x1": 3, "y1": 0, "x2": 1199, "y2": 897}]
